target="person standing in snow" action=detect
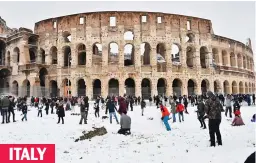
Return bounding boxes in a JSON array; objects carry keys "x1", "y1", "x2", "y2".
[
  {"x1": 21, "y1": 103, "x2": 28, "y2": 121},
  {"x1": 57, "y1": 102, "x2": 65, "y2": 124},
  {"x1": 225, "y1": 94, "x2": 232, "y2": 118},
  {"x1": 183, "y1": 96, "x2": 189, "y2": 114},
  {"x1": 118, "y1": 111, "x2": 131, "y2": 135},
  {"x1": 8, "y1": 97, "x2": 16, "y2": 123},
  {"x1": 79, "y1": 100, "x2": 87, "y2": 124},
  {"x1": 107, "y1": 100, "x2": 119, "y2": 124},
  {"x1": 141, "y1": 98, "x2": 146, "y2": 116},
  {"x1": 149, "y1": 96, "x2": 152, "y2": 106},
  {"x1": 204, "y1": 91, "x2": 223, "y2": 147},
  {"x1": 196, "y1": 96, "x2": 206, "y2": 129},
  {"x1": 170, "y1": 98, "x2": 176, "y2": 123},
  {"x1": 38, "y1": 103, "x2": 43, "y2": 117},
  {"x1": 176, "y1": 101, "x2": 184, "y2": 122},
  {"x1": 94, "y1": 103, "x2": 100, "y2": 118},
  {"x1": 1, "y1": 96, "x2": 10, "y2": 124},
  {"x1": 159, "y1": 103, "x2": 171, "y2": 131},
  {"x1": 118, "y1": 97, "x2": 127, "y2": 115}
]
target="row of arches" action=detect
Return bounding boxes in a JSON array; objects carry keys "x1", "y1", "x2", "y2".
[{"x1": 10, "y1": 77, "x2": 255, "y2": 98}]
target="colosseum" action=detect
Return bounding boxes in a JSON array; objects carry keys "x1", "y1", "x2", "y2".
[{"x1": 0, "y1": 11, "x2": 255, "y2": 99}]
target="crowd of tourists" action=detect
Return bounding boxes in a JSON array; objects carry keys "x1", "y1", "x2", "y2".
[{"x1": 0, "y1": 92, "x2": 255, "y2": 147}]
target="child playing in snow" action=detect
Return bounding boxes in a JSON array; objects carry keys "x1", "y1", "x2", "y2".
[
  {"x1": 231, "y1": 110, "x2": 245, "y2": 126},
  {"x1": 38, "y1": 103, "x2": 43, "y2": 117},
  {"x1": 176, "y1": 101, "x2": 184, "y2": 122},
  {"x1": 141, "y1": 98, "x2": 146, "y2": 116},
  {"x1": 21, "y1": 103, "x2": 28, "y2": 121},
  {"x1": 94, "y1": 103, "x2": 100, "y2": 118},
  {"x1": 159, "y1": 103, "x2": 171, "y2": 131}
]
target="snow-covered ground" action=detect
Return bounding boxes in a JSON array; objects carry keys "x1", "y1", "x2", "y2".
[{"x1": 0, "y1": 102, "x2": 255, "y2": 163}]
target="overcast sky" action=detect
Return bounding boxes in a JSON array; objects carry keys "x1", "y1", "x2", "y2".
[{"x1": 0, "y1": 1, "x2": 255, "y2": 52}]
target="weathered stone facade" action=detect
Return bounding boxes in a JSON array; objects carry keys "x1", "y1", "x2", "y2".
[{"x1": 0, "y1": 11, "x2": 255, "y2": 99}]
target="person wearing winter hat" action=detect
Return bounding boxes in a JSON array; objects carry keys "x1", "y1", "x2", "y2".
[{"x1": 159, "y1": 103, "x2": 171, "y2": 131}]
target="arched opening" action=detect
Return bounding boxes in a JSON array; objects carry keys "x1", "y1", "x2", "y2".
[
  {"x1": 92, "y1": 43, "x2": 102, "y2": 65},
  {"x1": 172, "y1": 78, "x2": 182, "y2": 96},
  {"x1": 40, "y1": 48, "x2": 46, "y2": 64},
  {"x1": 230, "y1": 52, "x2": 236, "y2": 67},
  {"x1": 141, "y1": 78, "x2": 151, "y2": 99},
  {"x1": 249, "y1": 83, "x2": 252, "y2": 94},
  {"x1": 188, "y1": 79, "x2": 197, "y2": 95},
  {"x1": 50, "y1": 46, "x2": 58, "y2": 64},
  {"x1": 185, "y1": 33, "x2": 195, "y2": 43},
  {"x1": 124, "y1": 44, "x2": 134, "y2": 66},
  {"x1": 63, "y1": 78, "x2": 71, "y2": 97},
  {"x1": 125, "y1": 78, "x2": 135, "y2": 96},
  {"x1": 223, "y1": 80, "x2": 230, "y2": 95},
  {"x1": 63, "y1": 46, "x2": 71, "y2": 67},
  {"x1": 157, "y1": 78, "x2": 166, "y2": 96},
  {"x1": 93, "y1": 79, "x2": 101, "y2": 99},
  {"x1": 141, "y1": 42, "x2": 151, "y2": 65},
  {"x1": 157, "y1": 43, "x2": 166, "y2": 72},
  {"x1": 201, "y1": 79, "x2": 209, "y2": 95},
  {"x1": 212, "y1": 48, "x2": 219, "y2": 64},
  {"x1": 200, "y1": 46, "x2": 208, "y2": 68},
  {"x1": 0, "y1": 68, "x2": 11, "y2": 94},
  {"x1": 157, "y1": 43, "x2": 166, "y2": 61},
  {"x1": 214, "y1": 80, "x2": 221, "y2": 94},
  {"x1": 29, "y1": 48, "x2": 36, "y2": 63},
  {"x1": 77, "y1": 44, "x2": 86, "y2": 65},
  {"x1": 243, "y1": 56, "x2": 246, "y2": 69},
  {"x1": 232, "y1": 81, "x2": 238, "y2": 94},
  {"x1": 12, "y1": 80, "x2": 18, "y2": 96},
  {"x1": 222, "y1": 50, "x2": 228, "y2": 66},
  {"x1": 77, "y1": 79, "x2": 86, "y2": 97},
  {"x1": 39, "y1": 68, "x2": 48, "y2": 96},
  {"x1": 49, "y1": 80, "x2": 58, "y2": 97},
  {"x1": 247, "y1": 57, "x2": 250, "y2": 70},
  {"x1": 22, "y1": 80, "x2": 30, "y2": 97},
  {"x1": 186, "y1": 46, "x2": 195, "y2": 67},
  {"x1": 237, "y1": 53, "x2": 242, "y2": 68},
  {"x1": 108, "y1": 42, "x2": 119, "y2": 64},
  {"x1": 62, "y1": 31, "x2": 71, "y2": 43},
  {"x1": 239, "y1": 82, "x2": 244, "y2": 94},
  {"x1": 108, "y1": 78, "x2": 119, "y2": 96},
  {"x1": 7, "y1": 51, "x2": 10, "y2": 66},
  {"x1": 171, "y1": 43, "x2": 181, "y2": 63},
  {"x1": 28, "y1": 36, "x2": 37, "y2": 45},
  {"x1": 0, "y1": 40, "x2": 6, "y2": 65},
  {"x1": 13, "y1": 47, "x2": 20, "y2": 64},
  {"x1": 245, "y1": 82, "x2": 248, "y2": 94},
  {"x1": 124, "y1": 31, "x2": 134, "y2": 40}
]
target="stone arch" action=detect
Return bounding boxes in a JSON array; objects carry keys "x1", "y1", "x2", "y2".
[
  {"x1": 77, "y1": 43, "x2": 86, "y2": 65},
  {"x1": 249, "y1": 83, "x2": 252, "y2": 94},
  {"x1": 200, "y1": 46, "x2": 208, "y2": 68},
  {"x1": 237, "y1": 53, "x2": 242, "y2": 68},
  {"x1": 124, "y1": 44, "x2": 134, "y2": 66},
  {"x1": 172, "y1": 78, "x2": 182, "y2": 96},
  {"x1": 125, "y1": 78, "x2": 135, "y2": 96},
  {"x1": 141, "y1": 42, "x2": 151, "y2": 65},
  {"x1": 243, "y1": 55, "x2": 246, "y2": 69},
  {"x1": 12, "y1": 80, "x2": 19, "y2": 96},
  {"x1": 201, "y1": 79, "x2": 210, "y2": 95},
  {"x1": 245, "y1": 82, "x2": 248, "y2": 94},
  {"x1": 28, "y1": 36, "x2": 37, "y2": 45},
  {"x1": 22, "y1": 79, "x2": 30, "y2": 97},
  {"x1": 124, "y1": 31, "x2": 134, "y2": 40},
  {"x1": 93, "y1": 79, "x2": 101, "y2": 99},
  {"x1": 63, "y1": 46, "x2": 71, "y2": 67},
  {"x1": 186, "y1": 46, "x2": 196, "y2": 67},
  {"x1": 222, "y1": 50, "x2": 228, "y2": 66},
  {"x1": 29, "y1": 48, "x2": 36, "y2": 63},
  {"x1": 156, "y1": 43, "x2": 166, "y2": 61},
  {"x1": 39, "y1": 67, "x2": 48, "y2": 87},
  {"x1": 187, "y1": 79, "x2": 197, "y2": 95},
  {"x1": 185, "y1": 33, "x2": 195, "y2": 43},
  {"x1": 13, "y1": 47, "x2": 20, "y2": 64},
  {"x1": 7, "y1": 51, "x2": 10, "y2": 66},
  {"x1": 232, "y1": 81, "x2": 238, "y2": 94},
  {"x1": 92, "y1": 43, "x2": 102, "y2": 65},
  {"x1": 0, "y1": 40, "x2": 6, "y2": 65},
  {"x1": 171, "y1": 43, "x2": 181, "y2": 62},
  {"x1": 157, "y1": 78, "x2": 167, "y2": 96},
  {"x1": 49, "y1": 80, "x2": 58, "y2": 97},
  {"x1": 77, "y1": 78, "x2": 86, "y2": 97},
  {"x1": 50, "y1": 46, "x2": 58, "y2": 64},
  {"x1": 230, "y1": 52, "x2": 236, "y2": 67},
  {"x1": 223, "y1": 80, "x2": 230, "y2": 95},
  {"x1": 62, "y1": 31, "x2": 71, "y2": 43},
  {"x1": 108, "y1": 42, "x2": 119, "y2": 64},
  {"x1": 239, "y1": 81, "x2": 244, "y2": 94},
  {"x1": 0, "y1": 68, "x2": 11, "y2": 94},
  {"x1": 108, "y1": 78, "x2": 119, "y2": 96},
  {"x1": 141, "y1": 78, "x2": 151, "y2": 99},
  {"x1": 214, "y1": 80, "x2": 221, "y2": 94},
  {"x1": 212, "y1": 48, "x2": 219, "y2": 64},
  {"x1": 62, "y1": 78, "x2": 71, "y2": 97},
  {"x1": 40, "y1": 48, "x2": 46, "y2": 64}
]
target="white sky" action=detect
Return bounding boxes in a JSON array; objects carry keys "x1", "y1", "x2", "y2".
[{"x1": 0, "y1": 1, "x2": 255, "y2": 62}]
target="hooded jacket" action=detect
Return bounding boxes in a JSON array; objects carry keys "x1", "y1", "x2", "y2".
[{"x1": 205, "y1": 91, "x2": 223, "y2": 119}]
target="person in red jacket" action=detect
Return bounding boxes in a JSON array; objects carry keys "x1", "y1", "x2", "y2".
[
  {"x1": 176, "y1": 101, "x2": 184, "y2": 122},
  {"x1": 159, "y1": 103, "x2": 171, "y2": 131}
]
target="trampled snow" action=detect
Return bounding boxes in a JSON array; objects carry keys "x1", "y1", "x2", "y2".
[{"x1": 0, "y1": 102, "x2": 255, "y2": 163}]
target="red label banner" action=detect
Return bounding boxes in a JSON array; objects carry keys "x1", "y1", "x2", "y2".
[{"x1": 0, "y1": 144, "x2": 55, "y2": 163}]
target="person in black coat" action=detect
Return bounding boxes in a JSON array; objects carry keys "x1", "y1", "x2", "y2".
[
  {"x1": 21, "y1": 103, "x2": 28, "y2": 121},
  {"x1": 196, "y1": 96, "x2": 206, "y2": 129},
  {"x1": 45, "y1": 101, "x2": 49, "y2": 115},
  {"x1": 57, "y1": 103, "x2": 65, "y2": 124},
  {"x1": 8, "y1": 98, "x2": 16, "y2": 123},
  {"x1": 130, "y1": 97, "x2": 134, "y2": 111}
]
